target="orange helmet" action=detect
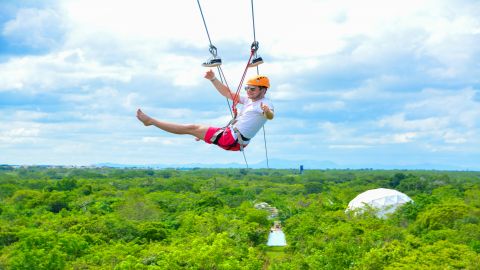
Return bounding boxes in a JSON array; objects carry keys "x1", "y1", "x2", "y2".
[{"x1": 246, "y1": 75, "x2": 270, "y2": 88}]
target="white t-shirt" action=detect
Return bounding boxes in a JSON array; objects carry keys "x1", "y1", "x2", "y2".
[{"x1": 232, "y1": 96, "x2": 274, "y2": 140}]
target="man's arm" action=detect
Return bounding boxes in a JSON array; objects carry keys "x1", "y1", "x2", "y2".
[
  {"x1": 261, "y1": 102, "x2": 274, "y2": 120},
  {"x1": 204, "y1": 70, "x2": 236, "y2": 100}
]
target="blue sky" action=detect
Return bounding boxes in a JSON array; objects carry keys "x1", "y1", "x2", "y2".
[{"x1": 1, "y1": 0, "x2": 480, "y2": 169}]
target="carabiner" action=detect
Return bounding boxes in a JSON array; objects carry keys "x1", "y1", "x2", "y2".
[
  {"x1": 250, "y1": 41, "x2": 259, "y2": 53},
  {"x1": 209, "y1": 45, "x2": 218, "y2": 57}
]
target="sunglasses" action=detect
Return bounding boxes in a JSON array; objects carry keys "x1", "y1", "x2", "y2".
[{"x1": 244, "y1": 86, "x2": 259, "y2": 91}]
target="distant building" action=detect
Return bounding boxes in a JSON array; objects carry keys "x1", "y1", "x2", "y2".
[
  {"x1": 254, "y1": 202, "x2": 278, "y2": 219},
  {"x1": 346, "y1": 188, "x2": 413, "y2": 218},
  {"x1": 267, "y1": 221, "x2": 287, "y2": 246}
]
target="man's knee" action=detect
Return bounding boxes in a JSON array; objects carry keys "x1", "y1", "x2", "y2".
[{"x1": 186, "y1": 124, "x2": 208, "y2": 139}]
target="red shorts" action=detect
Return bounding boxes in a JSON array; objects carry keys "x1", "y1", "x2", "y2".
[{"x1": 204, "y1": 126, "x2": 247, "y2": 151}]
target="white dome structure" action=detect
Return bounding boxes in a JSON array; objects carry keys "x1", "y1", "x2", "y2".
[{"x1": 346, "y1": 188, "x2": 412, "y2": 218}]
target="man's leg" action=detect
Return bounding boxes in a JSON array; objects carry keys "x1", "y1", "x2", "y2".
[{"x1": 136, "y1": 109, "x2": 209, "y2": 140}]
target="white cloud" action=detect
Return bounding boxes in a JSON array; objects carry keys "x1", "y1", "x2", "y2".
[
  {"x1": 2, "y1": 0, "x2": 480, "y2": 167},
  {"x1": 0, "y1": 50, "x2": 133, "y2": 92},
  {"x1": 406, "y1": 88, "x2": 480, "y2": 129},
  {"x1": 12, "y1": 110, "x2": 50, "y2": 121},
  {"x1": 392, "y1": 132, "x2": 417, "y2": 143},
  {"x1": 0, "y1": 127, "x2": 40, "y2": 144},
  {"x1": 317, "y1": 121, "x2": 358, "y2": 143},
  {"x1": 141, "y1": 136, "x2": 175, "y2": 145},
  {"x1": 2, "y1": 8, "x2": 65, "y2": 49},
  {"x1": 375, "y1": 88, "x2": 480, "y2": 146},
  {"x1": 328, "y1": 144, "x2": 369, "y2": 149},
  {"x1": 155, "y1": 55, "x2": 205, "y2": 87},
  {"x1": 270, "y1": 83, "x2": 330, "y2": 101},
  {"x1": 61, "y1": 0, "x2": 208, "y2": 46},
  {"x1": 302, "y1": 101, "x2": 345, "y2": 112},
  {"x1": 2, "y1": 127, "x2": 39, "y2": 137},
  {"x1": 61, "y1": 86, "x2": 136, "y2": 114},
  {"x1": 378, "y1": 113, "x2": 448, "y2": 131},
  {"x1": 442, "y1": 130, "x2": 469, "y2": 144}
]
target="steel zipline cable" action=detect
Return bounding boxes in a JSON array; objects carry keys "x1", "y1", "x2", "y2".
[
  {"x1": 250, "y1": 0, "x2": 270, "y2": 169},
  {"x1": 195, "y1": 0, "x2": 235, "y2": 118}
]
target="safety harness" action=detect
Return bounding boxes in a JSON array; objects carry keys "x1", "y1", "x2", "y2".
[{"x1": 208, "y1": 124, "x2": 250, "y2": 151}]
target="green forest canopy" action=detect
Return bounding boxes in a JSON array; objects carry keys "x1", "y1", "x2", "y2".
[{"x1": 0, "y1": 166, "x2": 479, "y2": 269}]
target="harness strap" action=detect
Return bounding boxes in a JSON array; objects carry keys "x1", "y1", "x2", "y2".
[
  {"x1": 225, "y1": 118, "x2": 237, "y2": 128},
  {"x1": 209, "y1": 128, "x2": 224, "y2": 144},
  {"x1": 231, "y1": 49, "x2": 256, "y2": 118},
  {"x1": 233, "y1": 127, "x2": 247, "y2": 152},
  {"x1": 209, "y1": 126, "x2": 250, "y2": 151}
]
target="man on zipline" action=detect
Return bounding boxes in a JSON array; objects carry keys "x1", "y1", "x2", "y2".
[{"x1": 136, "y1": 70, "x2": 274, "y2": 151}]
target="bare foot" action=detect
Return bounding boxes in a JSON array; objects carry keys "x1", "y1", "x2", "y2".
[{"x1": 136, "y1": 109, "x2": 153, "y2": 126}]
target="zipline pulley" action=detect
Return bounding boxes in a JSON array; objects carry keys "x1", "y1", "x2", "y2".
[
  {"x1": 251, "y1": 41, "x2": 259, "y2": 53},
  {"x1": 209, "y1": 45, "x2": 218, "y2": 58}
]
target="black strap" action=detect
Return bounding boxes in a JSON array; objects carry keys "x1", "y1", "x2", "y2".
[
  {"x1": 240, "y1": 133, "x2": 250, "y2": 142},
  {"x1": 210, "y1": 128, "x2": 225, "y2": 145}
]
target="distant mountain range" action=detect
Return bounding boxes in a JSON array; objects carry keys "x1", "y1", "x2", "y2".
[
  {"x1": 3, "y1": 159, "x2": 475, "y2": 171},
  {"x1": 94, "y1": 159, "x2": 477, "y2": 171},
  {"x1": 96, "y1": 158, "x2": 332, "y2": 170}
]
